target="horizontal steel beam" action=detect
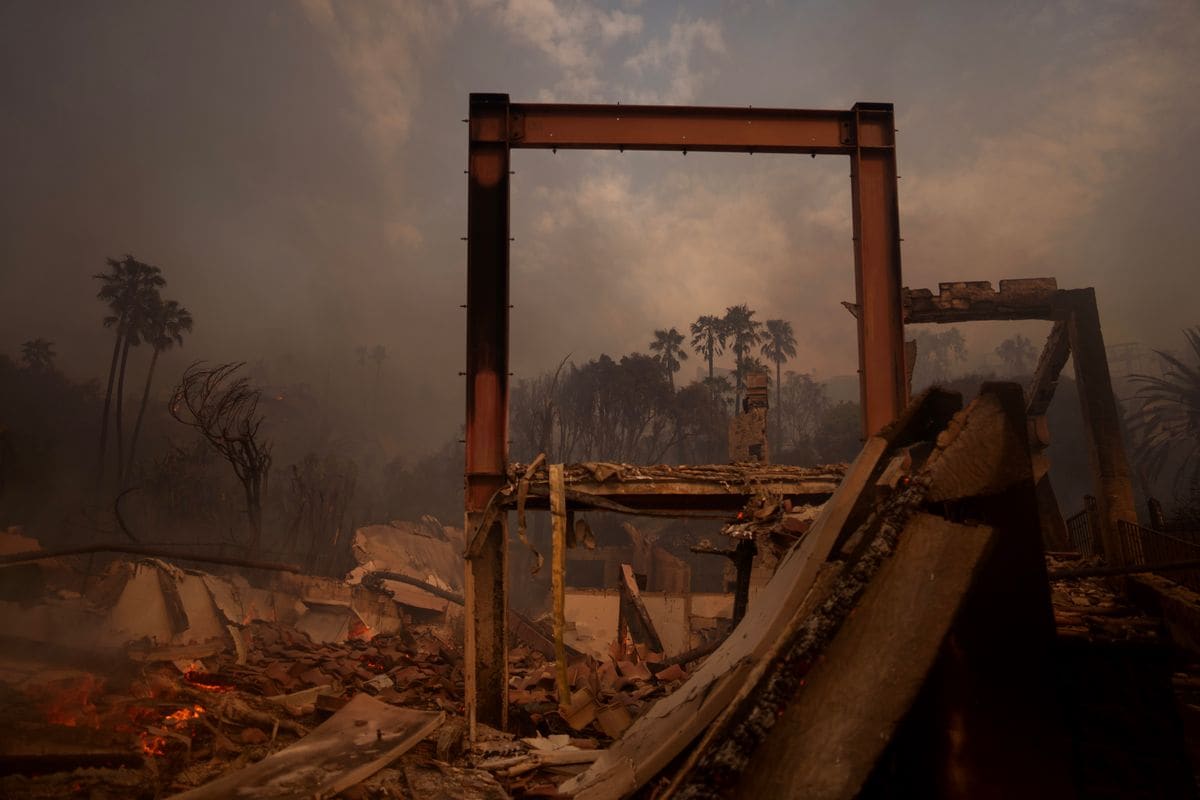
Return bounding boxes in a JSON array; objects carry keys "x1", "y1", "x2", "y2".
[{"x1": 500, "y1": 102, "x2": 894, "y2": 154}]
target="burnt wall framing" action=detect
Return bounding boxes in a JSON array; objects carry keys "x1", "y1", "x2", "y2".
[
  {"x1": 465, "y1": 93, "x2": 908, "y2": 730},
  {"x1": 901, "y1": 279, "x2": 1137, "y2": 564}
]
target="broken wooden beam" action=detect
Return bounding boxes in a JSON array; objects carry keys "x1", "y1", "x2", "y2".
[
  {"x1": 618, "y1": 563, "x2": 664, "y2": 655},
  {"x1": 0, "y1": 544, "x2": 303, "y2": 574},
  {"x1": 903, "y1": 278, "x2": 1059, "y2": 324},
  {"x1": 735, "y1": 514, "x2": 997, "y2": 799},
  {"x1": 170, "y1": 695, "x2": 443, "y2": 799},
  {"x1": 1064, "y1": 288, "x2": 1139, "y2": 565},
  {"x1": 550, "y1": 464, "x2": 570, "y2": 707},
  {"x1": 1027, "y1": 319, "x2": 1071, "y2": 418},
  {"x1": 561, "y1": 389, "x2": 963, "y2": 800},
  {"x1": 730, "y1": 384, "x2": 1071, "y2": 799},
  {"x1": 504, "y1": 462, "x2": 843, "y2": 516}
]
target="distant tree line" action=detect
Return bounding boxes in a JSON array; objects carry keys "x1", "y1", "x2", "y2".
[
  {"x1": 510, "y1": 305, "x2": 863, "y2": 467},
  {"x1": 5, "y1": 251, "x2": 1197, "y2": 571}
]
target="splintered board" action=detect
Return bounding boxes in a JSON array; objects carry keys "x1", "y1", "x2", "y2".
[{"x1": 170, "y1": 695, "x2": 443, "y2": 799}]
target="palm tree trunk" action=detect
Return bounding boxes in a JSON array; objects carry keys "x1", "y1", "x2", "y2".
[
  {"x1": 124, "y1": 347, "x2": 160, "y2": 485},
  {"x1": 114, "y1": 337, "x2": 133, "y2": 483},
  {"x1": 96, "y1": 330, "x2": 124, "y2": 486},
  {"x1": 776, "y1": 361, "x2": 782, "y2": 448}
]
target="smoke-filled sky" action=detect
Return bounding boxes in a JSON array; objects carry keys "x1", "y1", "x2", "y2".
[{"x1": 2, "y1": 1, "x2": 1198, "y2": 454}]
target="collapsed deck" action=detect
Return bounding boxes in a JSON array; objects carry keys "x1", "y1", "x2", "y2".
[{"x1": 498, "y1": 462, "x2": 845, "y2": 516}]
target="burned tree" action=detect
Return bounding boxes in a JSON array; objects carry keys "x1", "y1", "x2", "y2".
[
  {"x1": 285, "y1": 453, "x2": 356, "y2": 574},
  {"x1": 170, "y1": 362, "x2": 272, "y2": 551}
]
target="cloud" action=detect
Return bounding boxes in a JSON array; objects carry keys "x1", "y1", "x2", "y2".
[
  {"x1": 300, "y1": 0, "x2": 460, "y2": 159},
  {"x1": 470, "y1": 0, "x2": 644, "y2": 99},
  {"x1": 900, "y1": 2, "x2": 1200, "y2": 280},
  {"x1": 511, "y1": 154, "x2": 859, "y2": 378},
  {"x1": 624, "y1": 17, "x2": 726, "y2": 104}
]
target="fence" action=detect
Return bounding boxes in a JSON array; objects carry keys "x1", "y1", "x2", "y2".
[
  {"x1": 1116, "y1": 519, "x2": 1200, "y2": 593},
  {"x1": 1066, "y1": 496, "x2": 1098, "y2": 557}
]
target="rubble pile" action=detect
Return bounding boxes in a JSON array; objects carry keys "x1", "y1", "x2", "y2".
[
  {"x1": 0, "y1": 514, "x2": 697, "y2": 799},
  {"x1": 1047, "y1": 553, "x2": 1164, "y2": 642},
  {"x1": 0, "y1": 599, "x2": 686, "y2": 798},
  {"x1": 506, "y1": 644, "x2": 691, "y2": 741}
]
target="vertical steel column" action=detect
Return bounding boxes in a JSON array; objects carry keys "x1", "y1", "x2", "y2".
[
  {"x1": 849, "y1": 102, "x2": 908, "y2": 436},
  {"x1": 1064, "y1": 288, "x2": 1138, "y2": 564},
  {"x1": 464, "y1": 92, "x2": 511, "y2": 733}
]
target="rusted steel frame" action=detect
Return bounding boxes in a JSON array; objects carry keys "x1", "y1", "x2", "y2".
[
  {"x1": 849, "y1": 103, "x2": 907, "y2": 436},
  {"x1": 0, "y1": 544, "x2": 302, "y2": 573},
  {"x1": 1063, "y1": 288, "x2": 1138, "y2": 565},
  {"x1": 465, "y1": 92, "x2": 511, "y2": 733},
  {"x1": 507, "y1": 103, "x2": 867, "y2": 154},
  {"x1": 1027, "y1": 320, "x2": 1071, "y2": 417}
]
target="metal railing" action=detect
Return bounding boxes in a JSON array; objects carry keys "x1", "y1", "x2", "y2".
[
  {"x1": 1117, "y1": 519, "x2": 1200, "y2": 593},
  {"x1": 1066, "y1": 496, "x2": 1098, "y2": 557}
]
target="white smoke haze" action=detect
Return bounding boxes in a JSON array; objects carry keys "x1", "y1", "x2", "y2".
[{"x1": 1, "y1": 0, "x2": 1197, "y2": 456}]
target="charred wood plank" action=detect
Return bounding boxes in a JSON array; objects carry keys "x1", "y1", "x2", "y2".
[
  {"x1": 903, "y1": 278, "x2": 1059, "y2": 324},
  {"x1": 618, "y1": 563, "x2": 664, "y2": 654},
  {"x1": 1027, "y1": 320, "x2": 1071, "y2": 418}
]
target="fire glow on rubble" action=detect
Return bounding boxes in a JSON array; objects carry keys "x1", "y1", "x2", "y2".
[
  {"x1": 140, "y1": 704, "x2": 206, "y2": 757},
  {"x1": 35, "y1": 674, "x2": 104, "y2": 729},
  {"x1": 349, "y1": 619, "x2": 374, "y2": 641},
  {"x1": 183, "y1": 670, "x2": 235, "y2": 693}
]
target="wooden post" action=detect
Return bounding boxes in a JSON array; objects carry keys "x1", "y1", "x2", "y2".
[
  {"x1": 550, "y1": 463, "x2": 570, "y2": 707},
  {"x1": 1064, "y1": 289, "x2": 1138, "y2": 563}
]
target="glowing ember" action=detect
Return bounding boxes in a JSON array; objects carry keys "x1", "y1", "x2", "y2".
[
  {"x1": 349, "y1": 619, "x2": 374, "y2": 641},
  {"x1": 138, "y1": 704, "x2": 206, "y2": 758},
  {"x1": 140, "y1": 731, "x2": 168, "y2": 757},
  {"x1": 34, "y1": 674, "x2": 104, "y2": 729},
  {"x1": 165, "y1": 704, "x2": 206, "y2": 725},
  {"x1": 183, "y1": 670, "x2": 235, "y2": 692}
]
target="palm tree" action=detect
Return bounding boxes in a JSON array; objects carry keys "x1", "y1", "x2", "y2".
[
  {"x1": 690, "y1": 314, "x2": 727, "y2": 384},
  {"x1": 649, "y1": 328, "x2": 689, "y2": 389},
  {"x1": 1129, "y1": 327, "x2": 1200, "y2": 493},
  {"x1": 761, "y1": 319, "x2": 798, "y2": 430},
  {"x1": 19, "y1": 338, "x2": 56, "y2": 372},
  {"x1": 94, "y1": 256, "x2": 165, "y2": 485},
  {"x1": 125, "y1": 299, "x2": 193, "y2": 483},
  {"x1": 724, "y1": 304, "x2": 763, "y2": 407}
]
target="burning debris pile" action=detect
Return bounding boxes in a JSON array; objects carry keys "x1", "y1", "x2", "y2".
[
  {"x1": 0, "y1": 518, "x2": 697, "y2": 799},
  {"x1": 2, "y1": 383, "x2": 1191, "y2": 798}
]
